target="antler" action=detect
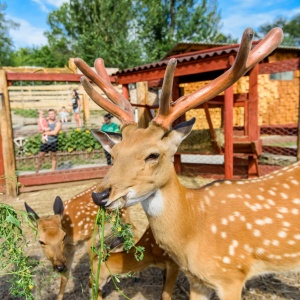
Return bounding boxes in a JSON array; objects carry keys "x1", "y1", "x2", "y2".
[
  {"x1": 75, "y1": 27, "x2": 283, "y2": 131},
  {"x1": 152, "y1": 27, "x2": 283, "y2": 129},
  {"x1": 74, "y1": 57, "x2": 136, "y2": 126}
]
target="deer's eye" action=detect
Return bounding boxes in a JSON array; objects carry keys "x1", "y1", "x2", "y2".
[
  {"x1": 145, "y1": 153, "x2": 160, "y2": 162},
  {"x1": 39, "y1": 240, "x2": 46, "y2": 246}
]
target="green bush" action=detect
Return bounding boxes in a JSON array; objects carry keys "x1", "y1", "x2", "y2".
[
  {"x1": 12, "y1": 109, "x2": 38, "y2": 118},
  {"x1": 23, "y1": 128, "x2": 102, "y2": 156}
]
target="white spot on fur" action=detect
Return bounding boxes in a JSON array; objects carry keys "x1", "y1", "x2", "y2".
[
  {"x1": 221, "y1": 218, "x2": 228, "y2": 225},
  {"x1": 221, "y1": 232, "x2": 227, "y2": 238},
  {"x1": 278, "y1": 231, "x2": 287, "y2": 238},
  {"x1": 253, "y1": 229, "x2": 261, "y2": 237},
  {"x1": 292, "y1": 208, "x2": 299, "y2": 215},
  {"x1": 222, "y1": 257, "x2": 230, "y2": 264},
  {"x1": 211, "y1": 224, "x2": 217, "y2": 234},
  {"x1": 293, "y1": 199, "x2": 300, "y2": 205},
  {"x1": 294, "y1": 234, "x2": 300, "y2": 240}
]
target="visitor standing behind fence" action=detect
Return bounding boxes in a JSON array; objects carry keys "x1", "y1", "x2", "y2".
[
  {"x1": 37, "y1": 110, "x2": 50, "y2": 143},
  {"x1": 36, "y1": 109, "x2": 62, "y2": 173},
  {"x1": 71, "y1": 89, "x2": 82, "y2": 128},
  {"x1": 59, "y1": 106, "x2": 69, "y2": 123},
  {"x1": 101, "y1": 113, "x2": 120, "y2": 165}
]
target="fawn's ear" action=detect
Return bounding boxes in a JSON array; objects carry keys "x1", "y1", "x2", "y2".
[
  {"x1": 163, "y1": 118, "x2": 195, "y2": 154},
  {"x1": 24, "y1": 202, "x2": 40, "y2": 221},
  {"x1": 53, "y1": 196, "x2": 64, "y2": 216},
  {"x1": 91, "y1": 129, "x2": 122, "y2": 154}
]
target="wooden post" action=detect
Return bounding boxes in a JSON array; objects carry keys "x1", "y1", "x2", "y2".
[
  {"x1": 0, "y1": 125, "x2": 5, "y2": 192},
  {"x1": 248, "y1": 65, "x2": 259, "y2": 141},
  {"x1": 82, "y1": 93, "x2": 90, "y2": 127},
  {"x1": 136, "y1": 82, "x2": 149, "y2": 128},
  {"x1": 0, "y1": 70, "x2": 17, "y2": 197},
  {"x1": 122, "y1": 84, "x2": 130, "y2": 100},
  {"x1": 224, "y1": 86, "x2": 234, "y2": 179}
]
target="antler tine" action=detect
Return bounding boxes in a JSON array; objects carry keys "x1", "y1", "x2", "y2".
[
  {"x1": 152, "y1": 27, "x2": 283, "y2": 130},
  {"x1": 158, "y1": 58, "x2": 177, "y2": 116},
  {"x1": 75, "y1": 58, "x2": 134, "y2": 115},
  {"x1": 74, "y1": 58, "x2": 135, "y2": 126},
  {"x1": 80, "y1": 76, "x2": 135, "y2": 126},
  {"x1": 93, "y1": 58, "x2": 134, "y2": 115},
  {"x1": 94, "y1": 58, "x2": 111, "y2": 83}
]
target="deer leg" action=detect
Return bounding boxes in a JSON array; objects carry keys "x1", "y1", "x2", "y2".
[
  {"x1": 189, "y1": 280, "x2": 213, "y2": 300},
  {"x1": 161, "y1": 262, "x2": 179, "y2": 300},
  {"x1": 56, "y1": 245, "x2": 76, "y2": 300},
  {"x1": 216, "y1": 281, "x2": 244, "y2": 300}
]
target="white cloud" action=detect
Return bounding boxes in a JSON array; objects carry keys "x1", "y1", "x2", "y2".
[
  {"x1": 32, "y1": 0, "x2": 68, "y2": 12},
  {"x1": 9, "y1": 16, "x2": 47, "y2": 48},
  {"x1": 220, "y1": 1, "x2": 300, "y2": 40}
]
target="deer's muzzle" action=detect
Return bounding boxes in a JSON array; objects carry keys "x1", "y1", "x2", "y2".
[{"x1": 92, "y1": 189, "x2": 110, "y2": 207}]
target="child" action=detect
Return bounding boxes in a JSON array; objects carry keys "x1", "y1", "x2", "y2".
[
  {"x1": 59, "y1": 106, "x2": 69, "y2": 123},
  {"x1": 37, "y1": 110, "x2": 50, "y2": 143}
]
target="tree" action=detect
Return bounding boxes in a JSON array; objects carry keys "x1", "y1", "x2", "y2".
[
  {"x1": 135, "y1": 0, "x2": 228, "y2": 62},
  {"x1": 257, "y1": 14, "x2": 300, "y2": 46},
  {"x1": 0, "y1": 1, "x2": 19, "y2": 66},
  {"x1": 45, "y1": 0, "x2": 143, "y2": 69},
  {"x1": 12, "y1": 45, "x2": 66, "y2": 68}
]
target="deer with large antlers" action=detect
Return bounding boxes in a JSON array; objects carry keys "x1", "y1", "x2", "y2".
[
  {"x1": 73, "y1": 28, "x2": 298, "y2": 299},
  {"x1": 24, "y1": 186, "x2": 136, "y2": 300},
  {"x1": 92, "y1": 226, "x2": 179, "y2": 300}
]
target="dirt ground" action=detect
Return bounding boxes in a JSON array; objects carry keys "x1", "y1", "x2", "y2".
[{"x1": 1, "y1": 176, "x2": 300, "y2": 300}]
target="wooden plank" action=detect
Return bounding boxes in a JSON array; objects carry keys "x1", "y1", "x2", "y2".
[
  {"x1": 18, "y1": 178, "x2": 99, "y2": 193},
  {"x1": 7, "y1": 73, "x2": 83, "y2": 82},
  {"x1": 0, "y1": 71, "x2": 17, "y2": 197},
  {"x1": 224, "y1": 85, "x2": 234, "y2": 179},
  {"x1": 7, "y1": 72, "x2": 116, "y2": 83},
  {"x1": 18, "y1": 166, "x2": 110, "y2": 188},
  {"x1": 8, "y1": 84, "x2": 79, "y2": 91}
]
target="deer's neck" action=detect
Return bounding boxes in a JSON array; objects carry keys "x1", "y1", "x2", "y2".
[{"x1": 142, "y1": 172, "x2": 203, "y2": 267}]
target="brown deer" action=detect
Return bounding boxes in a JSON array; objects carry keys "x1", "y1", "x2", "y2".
[
  {"x1": 24, "y1": 185, "x2": 135, "y2": 300},
  {"x1": 72, "y1": 27, "x2": 297, "y2": 300},
  {"x1": 92, "y1": 226, "x2": 179, "y2": 300}
]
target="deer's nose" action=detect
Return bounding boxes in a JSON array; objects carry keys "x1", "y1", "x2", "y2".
[
  {"x1": 55, "y1": 264, "x2": 66, "y2": 273},
  {"x1": 92, "y1": 189, "x2": 110, "y2": 207}
]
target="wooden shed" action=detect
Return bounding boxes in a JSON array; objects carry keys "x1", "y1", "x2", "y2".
[{"x1": 111, "y1": 41, "x2": 300, "y2": 179}]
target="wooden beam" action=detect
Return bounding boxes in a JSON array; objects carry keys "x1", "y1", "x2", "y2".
[
  {"x1": 116, "y1": 56, "x2": 231, "y2": 84},
  {"x1": 122, "y1": 84, "x2": 130, "y2": 100},
  {"x1": 18, "y1": 166, "x2": 110, "y2": 188},
  {"x1": 224, "y1": 86, "x2": 234, "y2": 179},
  {"x1": 6, "y1": 72, "x2": 116, "y2": 83},
  {"x1": 0, "y1": 70, "x2": 17, "y2": 197},
  {"x1": 136, "y1": 82, "x2": 149, "y2": 128},
  {"x1": 82, "y1": 93, "x2": 90, "y2": 127}
]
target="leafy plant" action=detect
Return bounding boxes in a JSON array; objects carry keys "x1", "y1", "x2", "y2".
[
  {"x1": 0, "y1": 203, "x2": 38, "y2": 299},
  {"x1": 12, "y1": 109, "x2": 38, "y2": 118},
  {"x1": 23, "y1": 128, "x2": 102, "y2": 156},
  {"x1": 90, "y1": 208, "x2": 145, "y2": 300}
]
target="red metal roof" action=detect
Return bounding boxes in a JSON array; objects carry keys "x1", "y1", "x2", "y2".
[{"x1": 113, "y1": 41, "x2": 300, "y2": 77}]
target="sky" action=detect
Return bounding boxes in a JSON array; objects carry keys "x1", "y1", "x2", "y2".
[{"x1": 5, "y1": 0, "x2": 300, "y2": 49}]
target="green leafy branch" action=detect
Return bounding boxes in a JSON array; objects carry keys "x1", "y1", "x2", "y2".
[{"x1": 0, "y1": 203, "x2": 38, "y2": 299}]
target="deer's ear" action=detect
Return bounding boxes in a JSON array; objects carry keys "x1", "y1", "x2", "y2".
[
  {"x1": 164, "y1": 118, "x2": 195, "y2": 152},
  {"x1": 91, "y1": 129, "x2": 122, "y2": 154},
  {"x1": 24, "y1": 202, "x2": 40, "y2": 221},
  {"x1": 53, "y1": 196, "x2": 64, "y2": 216}
]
